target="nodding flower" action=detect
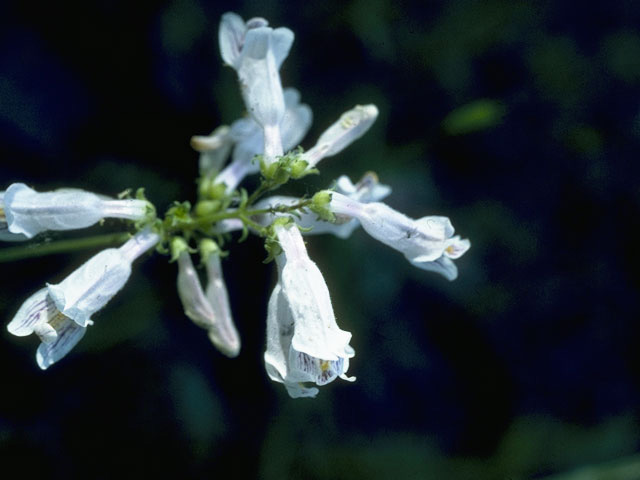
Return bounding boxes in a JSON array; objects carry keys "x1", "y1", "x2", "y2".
[
  {"x1": 7, "y1": 229, "x2": 159, "y2": 369},
  {"x1": 328, "y1": 192, "x2": 471, "y2": 280},
  {"x1": 176, "y1": 250, "x2": 240, "y2": 358},
  {"x1": 264, "y1": 223, "x2": 355, "y2": 398}
]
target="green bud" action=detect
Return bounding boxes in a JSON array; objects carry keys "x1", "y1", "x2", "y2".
[
  {"x1": 135, "y1": 187, "x2": 148, "y2": 201},
  {"x1": 198, "y1": 177, "x2": 212, "y2": 199},
  {"x1": 273, "y1": 167, "x2": 290, "y2": 185},
  {"x1": 258, "y1": 155, "x2": 268, "y2": 177},
  {"x1": 195, "y1": 200, "x2": 222, "y2": 217},
  {"x1": 207, "y1": 182, "x2": 228, "y2": 200}
]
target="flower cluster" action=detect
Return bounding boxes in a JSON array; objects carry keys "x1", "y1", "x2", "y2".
[{"x1": 2, "y1": 12, "x2": 470, "y2": 398}]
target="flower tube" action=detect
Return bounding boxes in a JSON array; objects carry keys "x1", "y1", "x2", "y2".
[
  {"x1": 328, "y1": 192, "x2": 471, "y2": 280},
  {"x1": 264, "y1": 223, "x2": 355, "y2": 398},
  {"x1": 255, "y1": 172, "x2": 392, "y2": 239},
  {"x1": 7, "y1": 229, "x2": 159, "y2": 368},
  {"x1": 176, "y1": 250, "x2": 240, "y2": 357},
  {"x1": 0, "y1": 191, "x2": 27, "y2": 241},
  {"x1": 214, "y1": 88, "x2": 312, "y2": 191},
  {"x1": 47, "y1": 228, "x2": 160, "y2": 327},
  {"x1": 3, "y1": 183, "x2": 150, "y2": 239},
  {"x1": 302, "y1": 105, "x2": 378, "y2": 168},
  {"x1": 234, "y1": 24, "x2": 293, "y2": 166}
]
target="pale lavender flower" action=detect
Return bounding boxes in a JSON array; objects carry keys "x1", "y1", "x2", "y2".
[
  {"x1": 222, "y1": 13, "x2": 294, "y2": 166},
  {"x1": 7, "y1": 229, "x2": 159, "y2": 368},
  {"x1": 2, "y1": 183, "x2": 150, "y2": 239},
  {"x1": 302, "y1": 105, "x2": 378, "y2": 168},
  {"x1": 176, "y1": 251, "x2": 240, "y2": 357},
  {"x1": 329, "y1": 192, "x2": 470, "y2": 280},
  {"x1": 264, "y1": 224, "x2": 354, "y2": 398}
]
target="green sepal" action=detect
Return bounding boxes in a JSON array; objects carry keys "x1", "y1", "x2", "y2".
[
  {"x1": 238, "y1": 224, "x2": 250, "y2": 243},
  {"x1": 199, "y1": 238, "x2": 228, "y2": 263},
  {"x1": 238, "y1": 188, "x2": 249, "y2": 209},
  {"x1": 169, "y1": 237, "x2": 193, "y2": 262},
  {"x1": 164, "y1": 201, "x2": 192, "y2": 228},
  {"x1": 309, "y1": 190, "x2": 336, "y2": 222},
  {"x1": 263, "y1": 217, "x2": 293, "y2": 263},
  {"x1": 117, "y1": 188, "x2": 132, "y2": 199}
]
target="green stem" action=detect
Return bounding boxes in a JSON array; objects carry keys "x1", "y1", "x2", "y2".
[
  {"x1": 0, "y1": 232, "x2": 131, "y2": 263},
  {"x1": 245, "y1": 182, "x2": 272, "y2": 206},
  {"x1": 176, "y1": 199, "x2": 314, "y2": 235},
  {"x1": 238, "y1": 214, "x2": 266, "y2": 233}
]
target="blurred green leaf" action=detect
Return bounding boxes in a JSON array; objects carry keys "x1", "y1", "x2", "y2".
[{"x1": 442, "y1": 99, "x2": 506, "y2": 135}]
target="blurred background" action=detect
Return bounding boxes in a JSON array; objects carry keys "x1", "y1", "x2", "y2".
[{"x1": 1, "y1": 0, "x2": 640, "y2": 478}]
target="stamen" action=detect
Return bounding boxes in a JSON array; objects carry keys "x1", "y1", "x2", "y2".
[{"x1": 48, "y1": 311, "x2": 70, "y2": 330}]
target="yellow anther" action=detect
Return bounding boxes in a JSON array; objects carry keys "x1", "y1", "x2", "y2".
[
  {"x1": 48, "y1": 311, "x2": 69, "y2": 330},
  {"x1": 445, "y1": 245, "x2": 455, "y2": 255},
  {"x1": 320, "y1": 360, "x2": 330, "y2": 372}
]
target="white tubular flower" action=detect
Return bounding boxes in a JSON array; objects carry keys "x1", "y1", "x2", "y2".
[
  {"x1": 47, "y1": 228, "x2": 160, "y2": 327},
  {"x1": 7, "y1": 288, "x2": 88, "y2": 370},
  {"x1": 6, "y1": 229, "x2": 157, "y2": 369},
  {"x1": 191, "y1": 126, "x2": 233, "y2": 177},
  {"x1": 254, "y1": 172, "x2": 391, "y2": 239},
  {"x1": 2, "y1": 183, "x2": 150, "y2": 239},
  {"x1": 329, "y1": 192, "x2": 471, "y2": 280},
  {"x1": 235, "y1": 25, "x2": 293, "y2": 165},
  {"x1": 0, "y1": 191, "x2": 27, "y2": 241},
  {"x1": 204, "y1": 254, "x2": 240, "y2": 356},
  {"x1": 176, "y1": 252, "x2": 240, "y2": 357},
  {"x1": 264, "y1": 224, "x2": 355, "y2": 398},
  {"x1": 215, "y1": 88, "x2": 312, "y2": 191},
  {"x1": 302, "y1": 105, "x2": 378, "y2": 168}
]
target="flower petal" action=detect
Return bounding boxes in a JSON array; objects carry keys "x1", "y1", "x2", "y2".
[
  {"x1": 219, "y1": 12, "x2": 247, "y2": 68},
  {"x1": 410, "y1": 255, "x2": 459, "y2": 281},
  {"x1": 36, "y1": 318, "x2": 86, "y2": 370},
  {"x1": 284, "y1": 382, "x2": 319, "y2": 398},
  {"x1": 7, "y1": 288, "x2": 53, "y2": 336},
  {"x1": 264, "y1": 282, "x2": 294, "y2": 383},
  {"x1": 444, "y1": 235, "x2": 471, "y2": 259}
]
